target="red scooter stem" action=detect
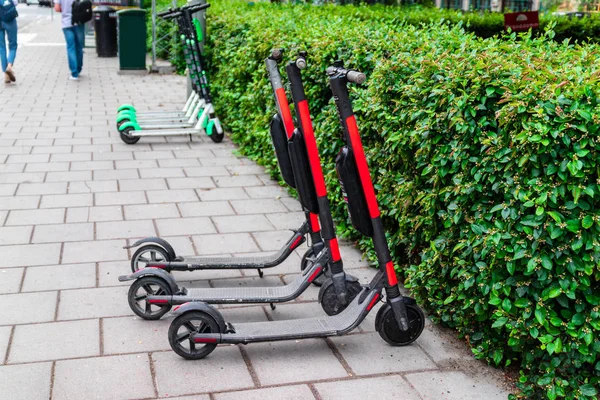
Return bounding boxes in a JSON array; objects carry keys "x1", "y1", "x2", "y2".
[
  {"x1": 327, "y1": 65, "x2": 398, "y2": 288},
  {"x1": 266, "y1": 52, "x2": 322, "y2": 240},
  {"x1": 285, "y1": 58, "x2": 343, "y2": 266}
]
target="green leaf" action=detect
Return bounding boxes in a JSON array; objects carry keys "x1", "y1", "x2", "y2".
[
  {"x1": 566, "y1": 219, "x2": 580, "y2": 233},
  {"x1": 514, "y1": 298, "x2": 529, "y2": 308},
  {"x1": 443, "y1": 295, "x2": 455, "y2": 305},
  {"x1": 541, "y1": 255, "x2": 553, "y2": 270},
  {"x1": 492, "y1": 317, "x2": 509, "y2": 328},
  {"x1": 514, "y1": 249, "x2": 526, "y2": 260},
  {"x1": 548, "y1": 287, "x2": 562, "y2": 298},
  {"x1": 580, "y1": 384, "x2": 597, "y2": 396},
  {"x1": 554, "y1": 337, "x2": 562, "y2": 353},
  {"x1": 547, "y1": 211, "x2": 562, "y2": 223},
  {"x1": 582, "y1": 215, "x2": 594, "y2": 229},
  {"x1": 535, "y1": 308, "x2": 546, "y2": 325}
]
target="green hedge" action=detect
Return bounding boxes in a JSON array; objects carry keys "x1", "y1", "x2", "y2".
[
  {"x1": 204, "y1": 1, "x2": 600, "y2": 398},
  {"x1": 156, "y1": 3, "x2": 600, "y2": 74}
]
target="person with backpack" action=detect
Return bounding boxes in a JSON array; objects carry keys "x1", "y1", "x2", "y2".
[
  {"x1": 54, "y1": 0, "x2": 92, "y2": 80},
  {"x1": 0, "y1": 0, "x2": 18, "y2": 84}
]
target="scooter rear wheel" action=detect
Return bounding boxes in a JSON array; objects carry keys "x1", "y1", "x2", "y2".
[
  {"x1": 300, "y1": 248, "x2": 326, "y2": 287},
  {"x1": 131, "y1": 245, "x2": 171, "y2": 272},
  {"x1": 376, "y1": 302, "x2": 425, "y2": 346},
  {"x1": 319, "y1": 277, "x2": 363, "y2": 316},
  {"x1": 127, "y1": 276, "x2": 173, "y2": 320},
  {"x1": 119, "y1": 127, "x2": 141, "y2": 145},
  {"x1": 169, "y1": 311, "x2": 219, "y2": 360}
]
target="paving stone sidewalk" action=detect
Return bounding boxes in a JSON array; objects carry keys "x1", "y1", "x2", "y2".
[{"x1": 0, "y1": 12, "x2": 515, "y2": 400}]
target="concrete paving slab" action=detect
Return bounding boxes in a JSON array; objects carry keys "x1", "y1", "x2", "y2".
[
  {"x1": 147, "y1": 189, "x2": 199, "y2": 204},
  {"x1": 0, "y1": 243, "x2": 61, "y2": 268},
  {"x1": 153, "y1": 347, "x2": 254, "y2": 396},
  {"x1": 62, "y1": 239, "x2": 128, "y2": 264},
  {"x1": 230, "y1": 199, "x2": 288, "y2": 215},
  {"x1": 103, "y1": 316, "x2": 172, "y2": 354},
  {"x1": 197, "y1": 187, "x2": 248, "y2": 201},
  {"x1": 252, "y1": 230, "x2": 293, "y2": 251},
  {"x1": 124, "y1": 203, "x2": 180, "y2": 220},
  {"x1": 8, "y1": 319, "x2": 100, "y2": 363},
  {"x1": 0, "y1": 363, "x2": 52, "y2": 400},
  {"x1": 314, "y1": 375, "x2": 421, "y2": 400},
  {"x1": 405, "y1": 370, "x2": 511, "y2": 400},
  {"x1": 213, "y1": 215, "x2": 275, "y2": 233},
  {"x1": 0, "y1": 226, "x2": 33, "y2": 245},
  {"x1": 95, "y1": 191, "x2": 147, "y2": 206},
  {"x1": 0, "y1": 268, "x2": 23, "y2": 294},
  {"x1": 156, "y1": 217, "x2": 216, "y2": 236},
  {"x1": 22, "y1": 263, "x2": 96, "y2": 292},
  {"x1": 215, "y1": 385, "x2": 315, "y2": 400},
  {"x1": 0, "y1": 291, "x2": 57, "y2": 325},
  {"x1": 5, "y1": 208, "x2": 65, "y2": 226},
  {"x1": 58, "y1": 286, "x2": 131, "y2": 320},
  {"x1": 96, "y1": 220, "x2": 156, "y2": 240},
  {"x1": 53, "y1": 354, "x2": 155, "y2": 400},
  {"x1": 245, "y1": 339, "x2": 349, "y2": 385},
  {"x1": 32, "y1": 222, "x2": 94, "y2": 243},
  {"x1": 330, "y1": 332, "x2": 436, "y2": 375},
  {"x1": 193, "y1": 233, "x2": 260, "y2": 255},
  {"x1": 178, "y1": 201, "x2": 234, "y2": 217},
  {"x1": 98, "y1": 261, "x2": 131, "y2": 287}
]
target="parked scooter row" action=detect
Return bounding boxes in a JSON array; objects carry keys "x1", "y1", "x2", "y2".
[
  {"x1": 120, "y1": 48, "x2": 425, "y2": 360},
  {"x1": 116, "y1": 2, "x2": 224, "y2": 144}
]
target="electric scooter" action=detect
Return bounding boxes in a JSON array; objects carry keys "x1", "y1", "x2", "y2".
[
  {"x1": 118, "y1": 4, "x2": 224, "y2": 144},
  {"x1": 164, "y1": 58, "x2": 425, "y2": 360},
  {"x1": 117, "y1": 51, "x2": 340, "y2": 321},
  {"x1": 116, "y1": 4, "x2": 210, "y2": 125}
]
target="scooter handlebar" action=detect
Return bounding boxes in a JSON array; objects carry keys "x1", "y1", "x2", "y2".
[
  {"x1": 158, "y1": 2, "x2": 210, "y2": 18},
  {"x1": 326, "y1": 66, "x2": 366, "y2": 84}
]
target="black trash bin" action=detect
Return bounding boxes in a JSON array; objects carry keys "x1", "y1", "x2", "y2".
[{"x1": 94, "y1": 6, "x2": 117, "y2": 57}]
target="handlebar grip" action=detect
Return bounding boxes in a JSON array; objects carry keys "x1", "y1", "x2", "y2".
[
  {"x1": 157, "y1": 8, "x2": 175, "y2": 17},
  {"x1": 326, "y1": 66, "x2": 366, "y2": 84},
  {"x1": 296, "y1": 57, "x2": 307, "y2": 70},
  {"x1": 346, "y1": 70, "x2": 366, "y2": 84},
  {"x1": 185, "y1": 2, "x2": 211, "y2": 12},
  {"x1": 270, "y1": 48, "x2": 283, "y2": 62}
]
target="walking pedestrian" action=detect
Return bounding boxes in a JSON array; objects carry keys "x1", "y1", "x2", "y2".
[
  {"x1": 0, "y1": 0, "x2": 18, "y2": 84},
  {"x1": 54, "y1": 0, "x2": 85, "y2": 80}
]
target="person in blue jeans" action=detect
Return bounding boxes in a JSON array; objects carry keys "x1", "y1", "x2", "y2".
[
  {"x1": 54, "y1": 0, "x2": 84, "y2": 80},
  {"x1": 0, "y1": 0, "x2": 18, "y2": 84}
]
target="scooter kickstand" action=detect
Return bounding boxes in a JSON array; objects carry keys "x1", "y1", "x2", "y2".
[
  {"x1": 257, "y1": 269, "x2": 264, "y2": 278},
  {"x1": 270, "y1": 303, "x2": 276, "y2": 310}
]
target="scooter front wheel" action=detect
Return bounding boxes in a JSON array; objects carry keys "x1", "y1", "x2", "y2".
[
  {"x1": 206, "y1": 120, "x2": 224, "y2": 143},
  {"x1": 169, "y1": 311, "x2": 219, "y2": 360},
  {"x1": 376, "y1": 302, "x2": 425, "y2": 346},
  {"x1": 300, "y1": 248, "x2": 326, "y2": 287},
  {"x1": 130, "y1": 244, "x2": 171, "y2": 272},
  {"x1": 119, "y1": 127, "x2": 141, "y2": 145},
  {"x1": 127, "y1": 276, "x2": 173, "y2": 320},
  {"x1": 319, "y1": 277, "x2": 363, "y2": 316}
]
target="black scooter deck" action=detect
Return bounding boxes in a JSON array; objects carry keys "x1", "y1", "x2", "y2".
[
  {"x1": 145, "y1": 253, "x2": 326, "y2": 305},
  {"x1": 199, "y1": 290, "x2": 371, "y2": 344},
  {"x1": 174, "y1": 245, "x2": 290, "y2": 269}
]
